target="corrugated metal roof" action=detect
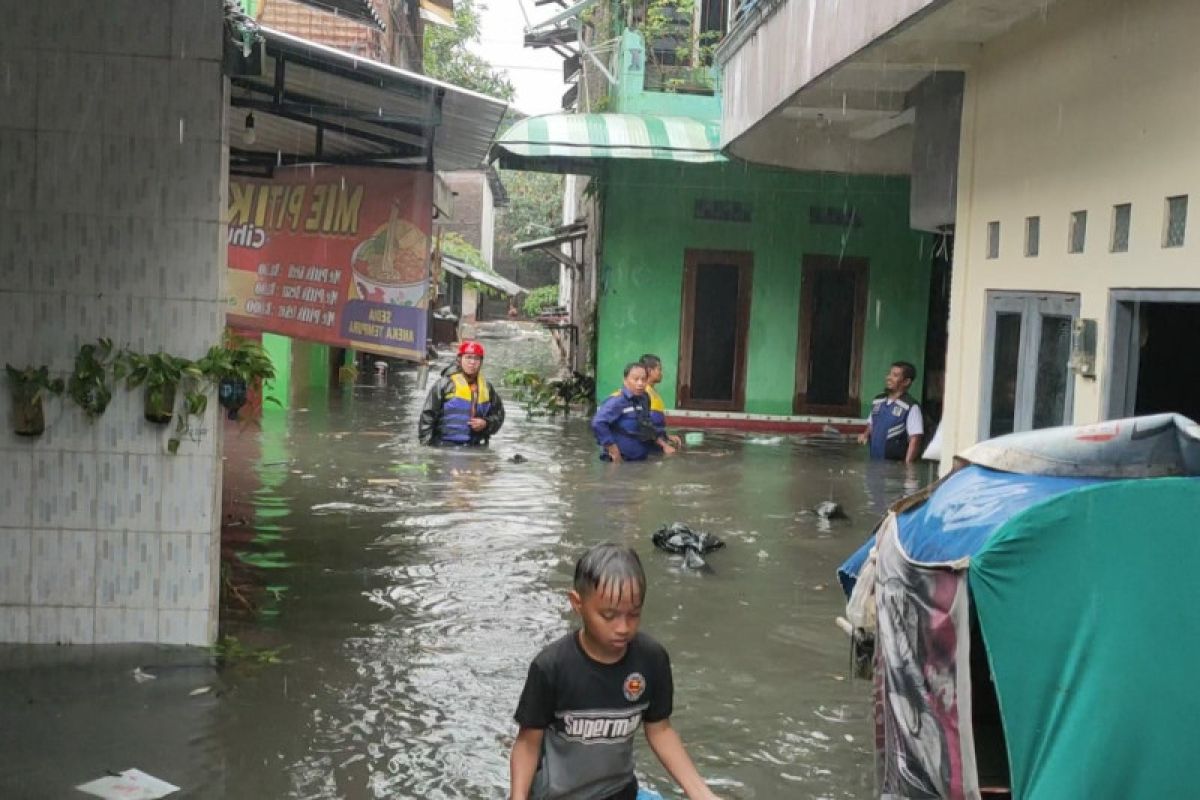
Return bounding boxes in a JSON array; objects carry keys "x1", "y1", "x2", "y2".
[
  {"x1": 228, "y1": 24, "x2": 508, "y2": 174},
  {"x1": 441, "y1": 255, "x2": 526, "y2": 296}
]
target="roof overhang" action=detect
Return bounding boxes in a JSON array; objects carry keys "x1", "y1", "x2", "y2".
[
  {"x1": 225, "y1": 23, "x2": 507, "y2": 176},
  {"x1": 491, "y1": 113, "x2": 726, "y2": 175},
  {"x1": 716, "y1": 0, "x2": 1060, "y2": 173},
  {"x1": 419, "y1": 0, "x2": 456, "y2": 27},
  {"x1": 515, "y1": 221, "x2": 587, "y2": 270},
  {"x1": 286, "y1": 0, "x2": 385, "y2": 29},
  {"x1": 441, "y1": 255, "x2": 527, "y2": 296}
]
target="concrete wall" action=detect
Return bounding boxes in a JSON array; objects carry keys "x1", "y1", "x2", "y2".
[
  {"x1": 596, "y1": 161, "x2": 929, "y2": 415},
  {"x1": 717, "y1": 0, "x2": 936, "y2": 147},
  {"x1": 940, "y1": 0, "x2": 1200, "y2": 470},
  {"x1": 909, "y1": 72, "x2": 964, "y2": 233},
  {"x1": 0, "y1": 1, "x2": 227, "y2": 644}
]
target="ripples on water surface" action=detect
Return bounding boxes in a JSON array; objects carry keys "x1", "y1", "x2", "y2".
[{"x1": 0, "y1": 325, "x2": 932, "y2": 799}]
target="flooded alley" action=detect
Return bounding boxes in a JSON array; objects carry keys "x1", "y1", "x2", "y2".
[{"x1": 0, "y1": 326, "x2": 932, "y2": 799}]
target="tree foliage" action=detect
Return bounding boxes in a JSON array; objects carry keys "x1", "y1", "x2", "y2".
[
  {"x1": 422, "y1": 0, "x2": 516, "y2": 101},
  {"x1": 441, "y1": 231, "x2": 488, "y2": 270},
  {"x1": 522, "y1": 284, "x2": 560, "y2": 317},
  {"x1": 495, "y1": 169, "x2": 565, "y2": 273}
]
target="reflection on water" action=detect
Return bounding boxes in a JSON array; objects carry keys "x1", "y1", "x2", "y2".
[{"x1": 0, "y1": 324, "x2": 933, "y2": 799}]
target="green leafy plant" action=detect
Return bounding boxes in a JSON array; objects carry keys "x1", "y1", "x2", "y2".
[
  {"x1": 198, "y1": 333, "x2": 277, "y2": 391},
  {"x1": 209, "y1": 635, "x2": 288, "y2": 668},
  {"x1": 504, "y1": 368, "x2": 595, "y2": 418},
  {"x1": 197, "y1": 333, "x2": 279, "y2": 428},
  {"x1": 121, "y1": 352, "x2": 201, "y2": 423},
  {"x1": 119, "y1": 350, "x2": 209, "y2": 454},
  {"x1": 5, "y1": 365, "x2": 64, "y2": 436},
  {"x1": 522, "y1": 284, "x2": 560, "y2": 317},
  {"x1": 67, "y1": 338, "x2": 116, "y2": 419}
]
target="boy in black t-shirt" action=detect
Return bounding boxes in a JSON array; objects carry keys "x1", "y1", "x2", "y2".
[{"x1": 510, "y1": 544, "x2": 720, "y2": 800}]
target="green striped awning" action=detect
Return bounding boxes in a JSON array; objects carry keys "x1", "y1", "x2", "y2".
[{"x1": 491, "y1": 113, "x2": 726, "y2": 174}]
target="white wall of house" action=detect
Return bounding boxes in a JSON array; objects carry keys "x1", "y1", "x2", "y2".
[
  {"x1": 462, "y1": 284, "x2": 479, "y2": 322},
  {"x1": 0, "y1": 1, "x2": 227, "y2": 644},
  {"x1": 481, "y1": 176, "x2": 496, "y2": 269},
  {"x1": 941, "y1": 0, "x2": 1200, "y2": 471}
]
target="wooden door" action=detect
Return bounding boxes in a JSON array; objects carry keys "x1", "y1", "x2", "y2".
[
  {"x1": 794, "y1": 255, "x2": 869, "y2": 416},
  {"x1": 677, "y1": 250, "x2": 753, "y2": 411}
]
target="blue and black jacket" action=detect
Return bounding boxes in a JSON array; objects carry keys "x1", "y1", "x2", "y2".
[
  {"x1": 419, "y1": 370, "x2": 505, "y2": 446},
  {"x1": 591, "y1": 387, "x2": 661, "y2": 461},
  {"x1": 868, "y1": 392, "x2": 918, "y2": 460}
]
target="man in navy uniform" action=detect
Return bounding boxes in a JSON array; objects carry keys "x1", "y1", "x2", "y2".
[{"x1": 858, "y1": 361, "x2": 924, "y2": 463}]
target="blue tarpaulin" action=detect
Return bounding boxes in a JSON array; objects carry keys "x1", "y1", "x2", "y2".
[{"x1": 837, "y1": 465, "x2": 1104, "y2": 595}]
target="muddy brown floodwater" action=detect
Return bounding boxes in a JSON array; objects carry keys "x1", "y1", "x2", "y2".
[{"x1": 0, "y1": 323, "x2": 933, "y2": 799}]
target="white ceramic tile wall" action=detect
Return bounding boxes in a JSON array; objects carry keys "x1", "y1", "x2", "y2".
[{"x1": 0, "y1": 0, "x2": 226, "y2": 645}]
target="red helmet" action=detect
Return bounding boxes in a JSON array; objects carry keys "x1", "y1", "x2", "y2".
[{"x1": 457, "y1": 340, "x2": 485, "y2": 357}]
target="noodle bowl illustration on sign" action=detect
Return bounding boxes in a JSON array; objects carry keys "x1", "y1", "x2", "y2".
[{"x1": 351, "y1": 205, "x2": 428, "y2": 307}]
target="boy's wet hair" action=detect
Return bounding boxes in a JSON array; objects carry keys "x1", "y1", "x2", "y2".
[
  {"x1": 892, "y1": 361, "x2": 917, "y2": 382},
  {"x1": 639, "y1": 354, "x2": 662, "y2": 370},
  {"x1": 574, "y1": 544, "x2": 646, "y2": 604},
  {"x1": 623, "y1": 362, "x2": 647, "y2": 378}
]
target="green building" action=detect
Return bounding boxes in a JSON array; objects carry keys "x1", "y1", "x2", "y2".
[{"x1": 497, "y1": 24, "x2": 941, "y2": 428}]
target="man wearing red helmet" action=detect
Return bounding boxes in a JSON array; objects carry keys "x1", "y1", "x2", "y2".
[{"x1": 419, "y1": 340, "x2": 506, "y2": 446}]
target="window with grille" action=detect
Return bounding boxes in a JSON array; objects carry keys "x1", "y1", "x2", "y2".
[
  {"x1": 1025, "y1": 216, "x2": 1040, "y2": 257},
  {"x1": 1111, "y1": 203, "x2": 1131, "y2": 253},
  {"x1": 1164, "y1": 195, "x2": 1188, "y2": 248},
  {"x1": 1069, "y1": 211, "x2": 1087, "y2": 254}
]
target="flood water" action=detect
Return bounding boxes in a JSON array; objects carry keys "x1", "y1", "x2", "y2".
[{"x1": 0, "y1": 323, "x2": 933, "y2": 799}]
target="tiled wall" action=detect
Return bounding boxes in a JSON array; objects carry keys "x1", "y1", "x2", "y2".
[{"x1": 0, "y1": 1, "x2": 227, "y2": 645}]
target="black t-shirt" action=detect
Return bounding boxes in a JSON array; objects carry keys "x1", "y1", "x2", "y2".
[{"x1": 515, "y1": 631, "x2": 673, "y2": 800}]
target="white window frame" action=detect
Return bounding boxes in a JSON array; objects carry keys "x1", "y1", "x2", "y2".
[{"x1": 979, "y1": 291, "x2": 1080, "y2": 440}]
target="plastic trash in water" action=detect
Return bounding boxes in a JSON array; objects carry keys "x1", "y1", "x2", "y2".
[
  {"x1": 637, "y1": 788, "x2": 665, "y2": 800},
  {"x1": 76, "y1": 769, "x2": 179, "y2": 799},
  {"x1": 747, "y1": 435, "x2": 784, "y2": 445},
  {"x1": 131, "y1": 667, "x2": 156, "y2": 683},
  {"x1": 684, "y1": 431, "x2": 704, "y2": 446}
]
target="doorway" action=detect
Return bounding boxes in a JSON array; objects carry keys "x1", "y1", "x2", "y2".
[
  {"x1": 1107, "y1": 292, "x2": 1200, "y2": 422},
  {"x1": 979, "y1": 291, "x2": 1078, "y2": 439},
  {"x1": 794, "y1": 255, "x2": 869, "y2": 417},
  {"x1": 677, "y1": 250, "x2": 753, "y2": 411}
]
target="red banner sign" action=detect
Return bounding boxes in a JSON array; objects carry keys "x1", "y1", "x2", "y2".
[{"x1": 225, "y1": 166, "x2": 433, "y2": 361}]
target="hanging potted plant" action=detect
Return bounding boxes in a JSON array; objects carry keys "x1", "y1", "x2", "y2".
[
  {"x1": 199, "y1": 333, "x2": 277, "y2": 421},
  {"x1": 5, "y1": 365, "x2": 64, "y2": 436},
  {"x1": 67, "y1": 338, "x2": 116, "y2": 419},
  {"x1": 121, "y1": 351, "x2": 201, "y2": 424}
]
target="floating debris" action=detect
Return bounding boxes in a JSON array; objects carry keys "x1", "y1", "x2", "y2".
[
  {"x1": 652, "y1": 523, "x2": 726, "y2": 570},
  {"x1": 131, "y1": 667, "x2": 156, "y2": 683},
  {"x1": 76, "y1": 768, "x2": 179, "y2": 799}
]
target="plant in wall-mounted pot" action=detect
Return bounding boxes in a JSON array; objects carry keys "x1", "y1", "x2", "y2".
[
  {"x1": 5, "y1": 365, "x2": 64, "y2": 436},
  {"x1": 199, "y1": 333, "x2": 278, "y2": 421},
  {"x1": 121, "y1": 351, "x2": 201, "y2": 424},
  {"x1": 67, "y1": 338, "x2": 116, "y2": 419}
]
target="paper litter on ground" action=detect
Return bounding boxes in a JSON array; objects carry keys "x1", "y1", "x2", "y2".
[{"x1": 75, "y1": 768, "x2": 179, "y2": 799}]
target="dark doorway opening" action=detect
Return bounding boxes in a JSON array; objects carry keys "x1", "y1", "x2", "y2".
[
  {"x1": 794, "y1": 255, "x2": 869, "y2": 417},
  {"x1": 921, "y1": 235, "x2": 952, "y2": 431},
  {"x1": 677, "y1": 250, "x2": 752, "y2": 411},
  {"x1": 1132, "y1": 302, "x2": 1200, "y2": 422}
]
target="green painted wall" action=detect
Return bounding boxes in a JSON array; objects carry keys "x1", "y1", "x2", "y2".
[
  {"x1": 595, "y1": 161, "x2": 931, "y2": 417},
  {"x1": 613, "y1": 31, "x2": 721, "y2": 121},
  {"x1": 262, "y1": 333, "x2": 290, "y2": 409}
]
